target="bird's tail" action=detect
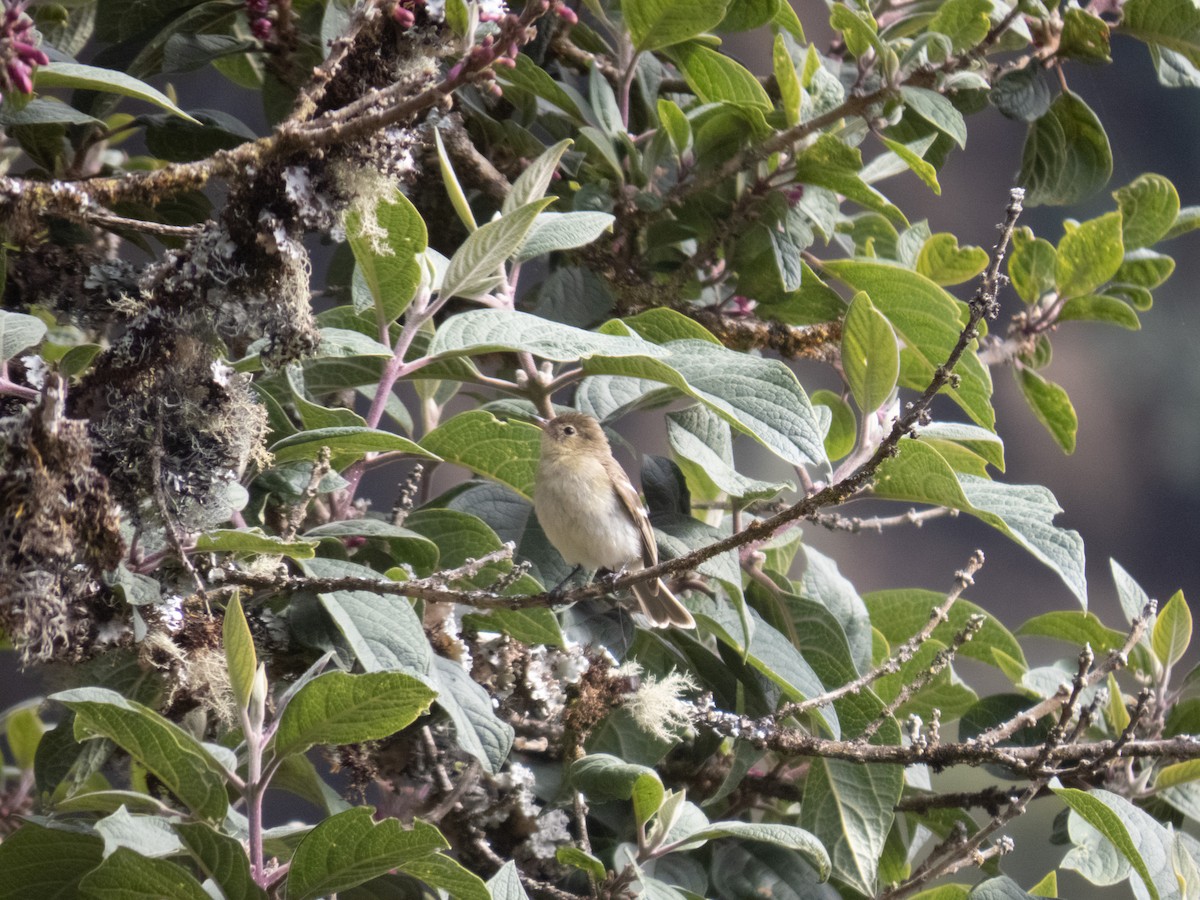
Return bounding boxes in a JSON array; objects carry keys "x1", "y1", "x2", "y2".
[{"x1": 631, "y1": 578, "x2": 695, "y2": 629}]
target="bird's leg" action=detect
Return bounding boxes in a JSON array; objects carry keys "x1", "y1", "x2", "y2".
[
  {"x1": 549, "y1": 564, "x2": 583, "y2": 601},
  {"x1": 596, "y1": 568, "x2": 623, "y2": 593}
]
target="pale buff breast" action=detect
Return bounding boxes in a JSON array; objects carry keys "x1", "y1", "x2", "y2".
[{"x1": 533, "y1": 453, "x2": 642, "y2": 571}]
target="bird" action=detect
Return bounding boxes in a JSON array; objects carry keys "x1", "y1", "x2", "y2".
[{"x1": 533, "y1": 412, "x2": 695, "y2": 629}]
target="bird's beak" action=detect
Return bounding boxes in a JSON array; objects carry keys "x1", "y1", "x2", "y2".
[{"x1": 531, "y1": 414, "x2": 550, "y2": 429}]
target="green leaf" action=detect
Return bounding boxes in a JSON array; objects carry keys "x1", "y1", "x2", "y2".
[
  {"x1": 1057, "y1": 294, "x2": 1140, "y2": 330},
  {"x1": 301, "y1": 521, "x2": 439, "y2": 574},
  {"x1": 623, "y1": 0, "x2": 730, "y2": 51},
  {"x1": 830, "y1": 3, "x2": 881, "y2": 56},
  {"x1": 271, "y1": 671, "x2": 436, "y2": 759},
  {"x1": 879, "y1": 136, "x2": 941, "y2": 194},
  {"x1": 1056, "y1": 788, "x2": 1168, "y2": 900},
  {"x1": 399, "y1": 853, "x2": 491, "y2": 900},
  {"x1": 571, "y1": 753, "x2": 663, "y2": 801},
  {"x1": 346, "y1": 189, "x2": 427, "y2": 324},
  {"x1": 515, "y1": 212, "x2": 615, "y2": 262},
  {"x1": 1156, "y1": 760, "x2": 1200, "y2": 790},
  {"x1": 798, "y1": 759, "x2": 899, "y2": 894},
  {"x1": 269, "y1": 427, "x2": 438, "y2": 467},
  {"x1": 79, "y1": 847, "x2": 210, "y2": 900},
  {"x1": 1016, "y1": 367, "x2": 1078, "y2": 454},
  {"x1": 486, "y1": 861, "x2": 532, "y2": 900},
  {"x1": 0, "y1": 310, "x2": 48, "y2": 362},
  {"x1": 928, "y1": 0, "x2": 991, "y2": 50},
  {"x1": 900, "y1": 87, "x2": 967, "y2": 148},
  {"x1": 1113, "y1": 174, "x2": 1180, "y2": 250},
  {"x1": 874, "y1": 441, "x2": 1087, "y2": 606},
  {"x1": 793, "y1": 134, "x2": 904, "y2": 222},
  {"x1": 0, "y1": 822, "x2": 104, "y2": 900},
  {"x1": 421, "y1": 411, "x2": 541, "y2": 500},
  {"x1": 621, "y1": 308, "x2": 722, "y2": 345},
  {"x1": 811, "y1": 389, "x2": 856, "y2": 460},
  {"x1": 429, "y1": 656, "x2": 513, "y2": 775},
  {"x1": 668, "y1": 41, "x2": 773, "y2": 109},
  {"x1": 427, "y1": 308, "x2": 668, "y2": 363},
  {"x1": 584, "y1": 336, "x2": 828, "y2": 467},
  {"x1": 657, "y1": 98, "x2": 691, "y2": 153},
  {"x1": 0, "y1": 98, "x2": 104, "y2": 126},
  {"x1": 1017, "y1": 610, "x2": 1138, "y2": 657},
  {"x1": 1009, "y1": 228, "x2": 1058, "y2": 304},
  {"x1": 990, "y1": 68, "x2": 1052, "y2": 123},
  {"x1": 301, "y1": 557, "x2": 432, "y2": 676},
  {"x1": 195, "y1": 528, "x2": 318, "y2": 558},
  {"x1": 433, "y1": 127, "x2": 477, "y2": 232},
  {"x1": 1114, "y1": 249, "x2": 1175, "y2": 288},
  {"x1": 496, "y1": 55, "x2": 586, "y2": 121},
  {"x1": 710, "y1": 842, "x2": 831, "y2": 898},
  {"x1": 841, "y1": 291, "x2": 899, "y2": 414},
  {"x1": 671, "y1": 823, "x2": 829, "y2": 875},
  {"x1": 504, "y1": 138, "x2": 573, "y2": 214},
  {"x1": 696, "y1": 601, "x2": 839, "y2": 737},
  {"x1": 440, "y1": 199, "x2": 555, "y2": 301},
  {"x1": 1019, "y1": 92, "x2": 1112, "y2": 206},
  {"x1": 51, "y1": 688, "x2": 229, "y2": 823},
  {"x1": 223, "y1": 594, "x2": 257, "y2": 711},
  {"x1": 1059, "y1": 7, "x2": 1112, "y2": 62},
  {"x1": 916, "y1": 234, "x2": 989, "y2": 286},
  {"x1": 4, "y1": 706, "x2": 44, "y2": 770},
  {"x1": 404, "y1": 508, "x2": 518, "y2": 589},
  {"x1": 1152, "y1": 590, "x2": 1192, "y2": 668},
  {"x1": 1167, "y1": 205, "x2": 1200, "y2": 240},
  {"x1": 1056, "y1": 211, "x2": 1124, "y2": 299},
  {"x1": 822, "y1": 260, "x2": 993, "y2": 429},
  {"x1": 1122, "y1": 0, "x2": 1200, "y2": 65},
  {"x1": 286, "y1": 808, "x2": 486, "y2": 900},
  {"x1": 667, "y1": 404, "x2": 793, "y2": 500},
  {"x1": 774, "y1": 34, "x2": 802, "y2": 127},
  {"x1": 35, "y1": 62, "x2": 201, "y2": 123},
  {"x1": 632, "y1": 771, "x2": 666, "y2": 827},
  {"x1": 556, "y1": 847, "x2": 607, "y2": 882},
  {"x1": 175, "y1": 822, "x2": 267, "y2": 900},
  {"x1": 865, "y1": 588, "x2": 1027, "y2": 673}
]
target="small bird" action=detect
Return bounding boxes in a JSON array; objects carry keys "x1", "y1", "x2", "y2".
[{"x1": 533, "y1": 412, "x2": 695, "y2": 629}]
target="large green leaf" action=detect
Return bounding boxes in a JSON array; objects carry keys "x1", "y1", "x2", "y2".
[
  {"x1": 286, "y1": 809, "x2": 487, "y2": 900},
  {"x1": 1055, "y1": 212, "x2": 1124, "y2": 299},
  {"x1": 1123, "y1": 0, "x2": 1200, "y2": 64},
  {"x1": 175, "y1": 823, "x2": 267, "y2": 900},
  {"x1": 271, "y1": 671, "x2": 436, "y2": 759},
  {"x1": 1016, "y1": 367, "x2": 1078, "y2": 454},
  {"x1": 0, "y1": 823, "x2": 104, "y2": 900},
  {"x1": 1019, "y1": 92, "x2": 1112, "y2": 206},
  {"x1": 421, "y1": 411, "x2": 541, "y2": 500},
  {"x1": 299, "y1": 557, "x2": 431, "y2": 676},
  {"x1": 666, "y1": 405, "x2": 793, "y2": 500},
  {"x1": 668, "y1": 41, "x2": 772, "y2": 109},
  {"x1": 79, "y1": 848, "x2": 210, "y2": 900},
  {"x1": 440, "y1": 200, "x2": 554, "y2": 301},
  {"x1": 1057, "y1": 788, "x2": 1175, "y2": 900},
  {"x1": 841, "y1": 291, "x2": 899, "y2": 415},
  {"x1": 35, "y1": 62, "x2": 200, "y2": 122},
  {"x1": 873, "y1": 441, "x2": 1087, "y2": 606},
  {"x1": 429, "y1": 656, "x2": 513, "y2": 775},
  {"x1": 269, "y1": 427, "x2": 438, "y2": 467},
  {"x1": 799, "y1": 758, "x2": 900, "y2": 895},
  {"x1": 51, "y1": 688, "x2": 229, "y2": 823},
  {"x1": 822, "y1": 260, "x2": 993, "y2": 428},
  {"x1": 586, "y1": 334, "x2": 829, "y2": 467},
  {"x1": 346, "y1": 190, "x2": 427, "y2": 324},
  {"x1": 1114, "y1": 173, "x2": 1180, "y2": 249},
  {"x1": 426, "y1": 309, "x2": 668, "y2": 363},
  {"x1": 623, "y1": 0, "x2": 730, "y2": 51}
]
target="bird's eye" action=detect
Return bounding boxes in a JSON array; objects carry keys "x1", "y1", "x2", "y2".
[{"x1": 562, "y1": 425, "x2": 576, "y2": 436}]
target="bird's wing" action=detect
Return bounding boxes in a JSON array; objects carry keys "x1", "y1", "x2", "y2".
[{"x1": 610, "y1": 464, "x2": 658, "y2": 571}]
